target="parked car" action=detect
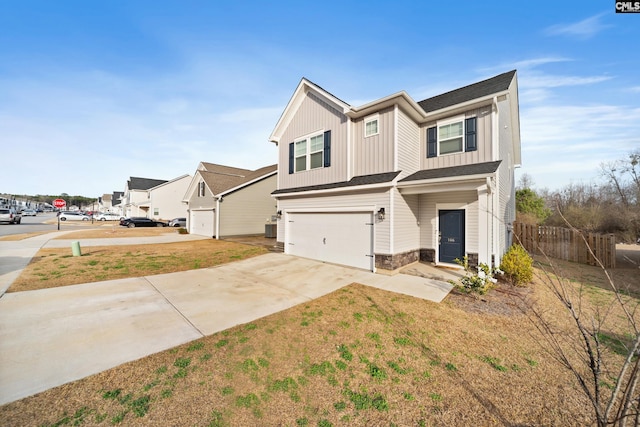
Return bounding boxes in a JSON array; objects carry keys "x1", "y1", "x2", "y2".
[
  {"x1": 58, "y1": 211, "x2": 91, "y2": 221},
  {"x1": 119, "y1": 217, "x2": 167, "y2": 228},
  {"x1": 168, "y1": 217, "x2": 187, "y2": 227},
  {"x1": 0, "y1": 208, "x2": 21, "y2": 224},
  {"x1": 94, "y1": 212, "x2": 123, "y2": 221},
  {"x1": 22, "y1": 209, "x2": 37, "y2": 216}
]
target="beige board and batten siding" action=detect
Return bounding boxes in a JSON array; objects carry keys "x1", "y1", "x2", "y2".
[
  {"x1": 218, "y1": 174, "x2": 277, "y2": 237},
  {"x1": 396, "y1": 107, "x2": 421, "y2": 180},
  {"x1": 278, "y1": 91, "x2": 349, "y2": 190},
  {"x1": 418, "y1": 190, "x2": 479, "y2": 257},
  {"x1": 420, "y1": 107, "x2": 493, "y2": 170},
  {"x1": 351, "y1": 107, "x2": 395, "y2": 177},
  {"x1": 275, "y1": 189, "x2": 391, "y2": 254}
]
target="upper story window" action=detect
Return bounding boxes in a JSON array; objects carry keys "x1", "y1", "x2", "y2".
[
  {"x1": 364, "y1": 115, "x2": 379, "y2": 137},
  {"x1": 438, "y1": 119, "x2": 464, "y2": 154},
  {"x1": 289, "y1": 130, "x2": 331, "y2": 174},
  {"x1": 427, "y1": 116, "x2": 477, "y2": 158},
  {"x1": 198, "y1": 181, "x2": 205, "y2": 197}
]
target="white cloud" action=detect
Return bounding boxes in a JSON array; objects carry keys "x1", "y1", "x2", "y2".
[
  {"x1": 519, "y1": 103, "x2": 640, "y2": 188},
  {"x1": 544, "y1": 12, "x2": 610, "y2": 39}
]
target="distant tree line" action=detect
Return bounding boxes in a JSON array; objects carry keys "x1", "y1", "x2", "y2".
[
  {"x1": 516, "y1": 149, "x2": 640, "y2": 243},
  {"x1": 6, "y1": 193, "x2": 98, "y2": 210}
]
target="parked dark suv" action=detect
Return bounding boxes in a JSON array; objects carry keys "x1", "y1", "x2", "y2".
[
  {"x1": 0, "y1": 208, "x2": 22, "y2": 224},
  {"x1": 119, "y1": 217, "x2": 167, "y2": 228}
]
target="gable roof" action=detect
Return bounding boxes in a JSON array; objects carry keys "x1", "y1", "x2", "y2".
[
  {"x1": 188, "y1": 164, "x2": 277, "y2": 199},
  {"x1": 269, "y1": 78, "x2": 352, "y2": 144},
  {"x1": 418, "y1": 70, "x2": 516, "y2": 113},
  {"x1": 272, "y1": 171, "x2": 400, "y2": 195},
  {"x1": 127, "y1": 177, "x2": 168, "y2": 191},
  {"x1": 399, "y1": 161, "x2": 502, "y2": 183},
  {"x1": 199, "y1": 162, "x2": 252, "y2": 176},
  {"x1": 111, "y1": 191, "x2": 124, "y2": 206}
]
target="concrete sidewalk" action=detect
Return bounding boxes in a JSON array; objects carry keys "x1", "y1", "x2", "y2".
[{"x1": 0, "y1": 234, "x2": 454, "y2": 406}]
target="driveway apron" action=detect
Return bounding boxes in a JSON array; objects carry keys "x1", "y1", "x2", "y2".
[{"x1": 0, "y1": 252, "x2": 452, "y2": 405}]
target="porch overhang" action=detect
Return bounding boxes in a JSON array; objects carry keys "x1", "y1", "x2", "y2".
[
  {"x1": 396, "y1": 161, "x2": 501, "y2": 195},
  {"x1": 397, "y1": 175, "x2": 493, "y2": 195}
]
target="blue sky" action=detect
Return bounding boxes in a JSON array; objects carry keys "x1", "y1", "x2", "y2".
[{"x1": 1, "y1": 1, "x2": 638, "y2": 197}]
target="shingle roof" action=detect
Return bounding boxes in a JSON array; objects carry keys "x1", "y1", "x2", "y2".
[
  {"x1": 303, "y1": 78, "x2": 351, "y2": 107},
  {"x1": 200, "y1": 163, "x2": 252, "y2": 176},
  {"x1": 128, "y1": 177, "x2": 168, "y2": 191},
  {"x1": 272, "y1": 171, "x2": 400, "y2": 195},
  {"x1": 418, "y1": 70, "x2": 516, "y2": 113},
  {"x1": 399, "y1": 161, "x2": 502, "y2": 183},
  {"x1": 200, "y1": 164, "x2": 277, "y2": 196},
  {"x1": 111, "y1": 191, "x2": 124, "y2": 206}
]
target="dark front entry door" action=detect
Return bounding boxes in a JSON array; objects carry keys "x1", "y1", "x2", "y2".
[{"x1": 439, "y1": 209, "x2": 465, "y2": 264}]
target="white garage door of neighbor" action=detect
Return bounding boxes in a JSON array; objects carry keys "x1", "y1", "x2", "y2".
[
  {"x1": 190, "y1": 210, "x2": 215, "y2": 237},
  {"x1": 287, "y1": 212, "x2": 373, "y2": 271}
]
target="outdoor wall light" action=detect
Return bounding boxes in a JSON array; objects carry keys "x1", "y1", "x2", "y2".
[
  {"x1": 377, "y1": 207, "x2": 385, "y2": 221},
  {"x1": 276, "y1": 210, "x2": 282, "y2": 219}
]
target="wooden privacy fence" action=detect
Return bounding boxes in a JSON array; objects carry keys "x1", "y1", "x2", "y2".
[{"x1": 513, "y1": 222, "x2": 616, "y2": 269}]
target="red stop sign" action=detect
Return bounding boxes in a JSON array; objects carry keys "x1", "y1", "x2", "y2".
[{"x1": 53, "y1": 199, "x2": 66, "y2": 208}]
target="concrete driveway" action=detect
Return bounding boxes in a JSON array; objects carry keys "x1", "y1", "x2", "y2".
[{"x1": 0, "y1": 252, "x2": 452, "y2": 405}]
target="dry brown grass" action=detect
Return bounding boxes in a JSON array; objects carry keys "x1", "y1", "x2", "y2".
[
  {"x1": 7, "y1": 240, "x2": 267, "y2": 292},
  {"x1": 2, "y1": 244, "x2": 638, "y2": 426},
  {"x1": 3, "y1": 271, "x2": 634, "y2": 426},
  {"x1": 0, "y1": 232, "x2": 51, "y2": 241}
]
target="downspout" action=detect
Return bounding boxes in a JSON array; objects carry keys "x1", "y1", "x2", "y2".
[
  {"x1": 347, "y1": 115, "x2": 352, "y2": 180},
  {"x1": 491, "y1": 96, "x2": 499, "y2": 265},
  {"x1": 215, "y1": 197, "x2": 221, "y2": 239}
]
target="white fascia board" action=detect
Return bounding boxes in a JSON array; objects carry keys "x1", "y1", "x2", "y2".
[
  {"x1": 270, "y1": 78, "x2": 351, "y2": 145},
  {"x1": 273, "y1": 182, "x2": 393, "y2": 199},
  {"x1": 182, "y1": 171, "x2": 203, "y2": 202},
  {"x1": 149, "y1": 174, "x2": 191, "y2": 191},
  {"x1": 397, "y1": 174, "x2": 494, "y2": 194},
  {"x1": 347, "y1": 92, "x2": 425, "y2": 122},
  {"x1": 218, "y1": 170, "x2": 277, "y2": 198}
]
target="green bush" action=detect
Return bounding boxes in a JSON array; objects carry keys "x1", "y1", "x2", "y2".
[{"x1": 500, "y1": 244, "x2": 533, "y2": 286}]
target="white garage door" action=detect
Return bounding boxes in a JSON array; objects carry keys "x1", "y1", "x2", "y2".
[
  {"x1": 287, "y1": 212, "x2": 373, "y2": 271},
  {"x1": 190, "y1": 210, "x2": 215, "y2": 237}
]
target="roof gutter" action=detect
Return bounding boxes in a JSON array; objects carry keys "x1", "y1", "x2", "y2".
[{"x1": 272, "y1": 181, "x2": 395, "y2": 198}]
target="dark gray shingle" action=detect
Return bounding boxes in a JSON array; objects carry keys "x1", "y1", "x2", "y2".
[
  {"x1": 418, "y1": 70, "x2": 516, "y2": 113},
  {"x1": 272, "y1": 171, "x2": 400, "y2": 195},
  {"x1": 399, "y1": 161, "x2": 502, "y2": 183}
]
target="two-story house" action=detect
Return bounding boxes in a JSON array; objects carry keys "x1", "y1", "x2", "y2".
[
  {"x1": 121, "y1": 177, "x2": 168, "y2": 218},
  {"x1": 269, "y1": 70, "x2": 520, "y2": 272},
  {"x1": 183, "y1": 162, "x2": 278, "y2": 238}
]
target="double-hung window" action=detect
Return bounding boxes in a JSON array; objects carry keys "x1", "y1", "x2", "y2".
[
  {"x1": 438, "y1": 119, "x2": 464, "y2": 154},
  {"x1": 364, "y1": 115, "x2": 379, "y2": 137},
  {"x1": 289, "y1": 130, "x2": 331, "y2": 173},
  {"x1": 427, "y1": 116, "x2": 477, "y2": 158}
]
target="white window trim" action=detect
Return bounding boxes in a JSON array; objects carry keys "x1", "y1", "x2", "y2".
[
  {"x1": 294, "y1": 130, "x2": 325, "y2": 173},
  {"x1": 437, "y1": 114, "x2": 465, "y2": 156},
  {"x1": 364, "y1": 114, "x2": 379, "y2": 138}
]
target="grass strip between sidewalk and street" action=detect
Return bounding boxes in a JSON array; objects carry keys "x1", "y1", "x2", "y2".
[{"x1": 8, "y1": 239, "x2": 267, "y2": 292}]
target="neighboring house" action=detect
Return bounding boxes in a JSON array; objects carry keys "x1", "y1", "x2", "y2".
[
  {"x1": 97, "y1": 193, "x2": 112, "y2": 213},
  {"x1": 121, "y1": 177, "x2": 168, "y2": 218},
  {"x1": 269, "y1": 70, "x2": 521, "y2": 272},
  {"x1": 111, "y1": 191, "x2": 124, "y2": 216},
  {"x1": 184, "y1": 162, "x2": 277, "y2": 238},
  {"x1": 148, "y1": 174, "x2": 191, "y2": 221}
]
